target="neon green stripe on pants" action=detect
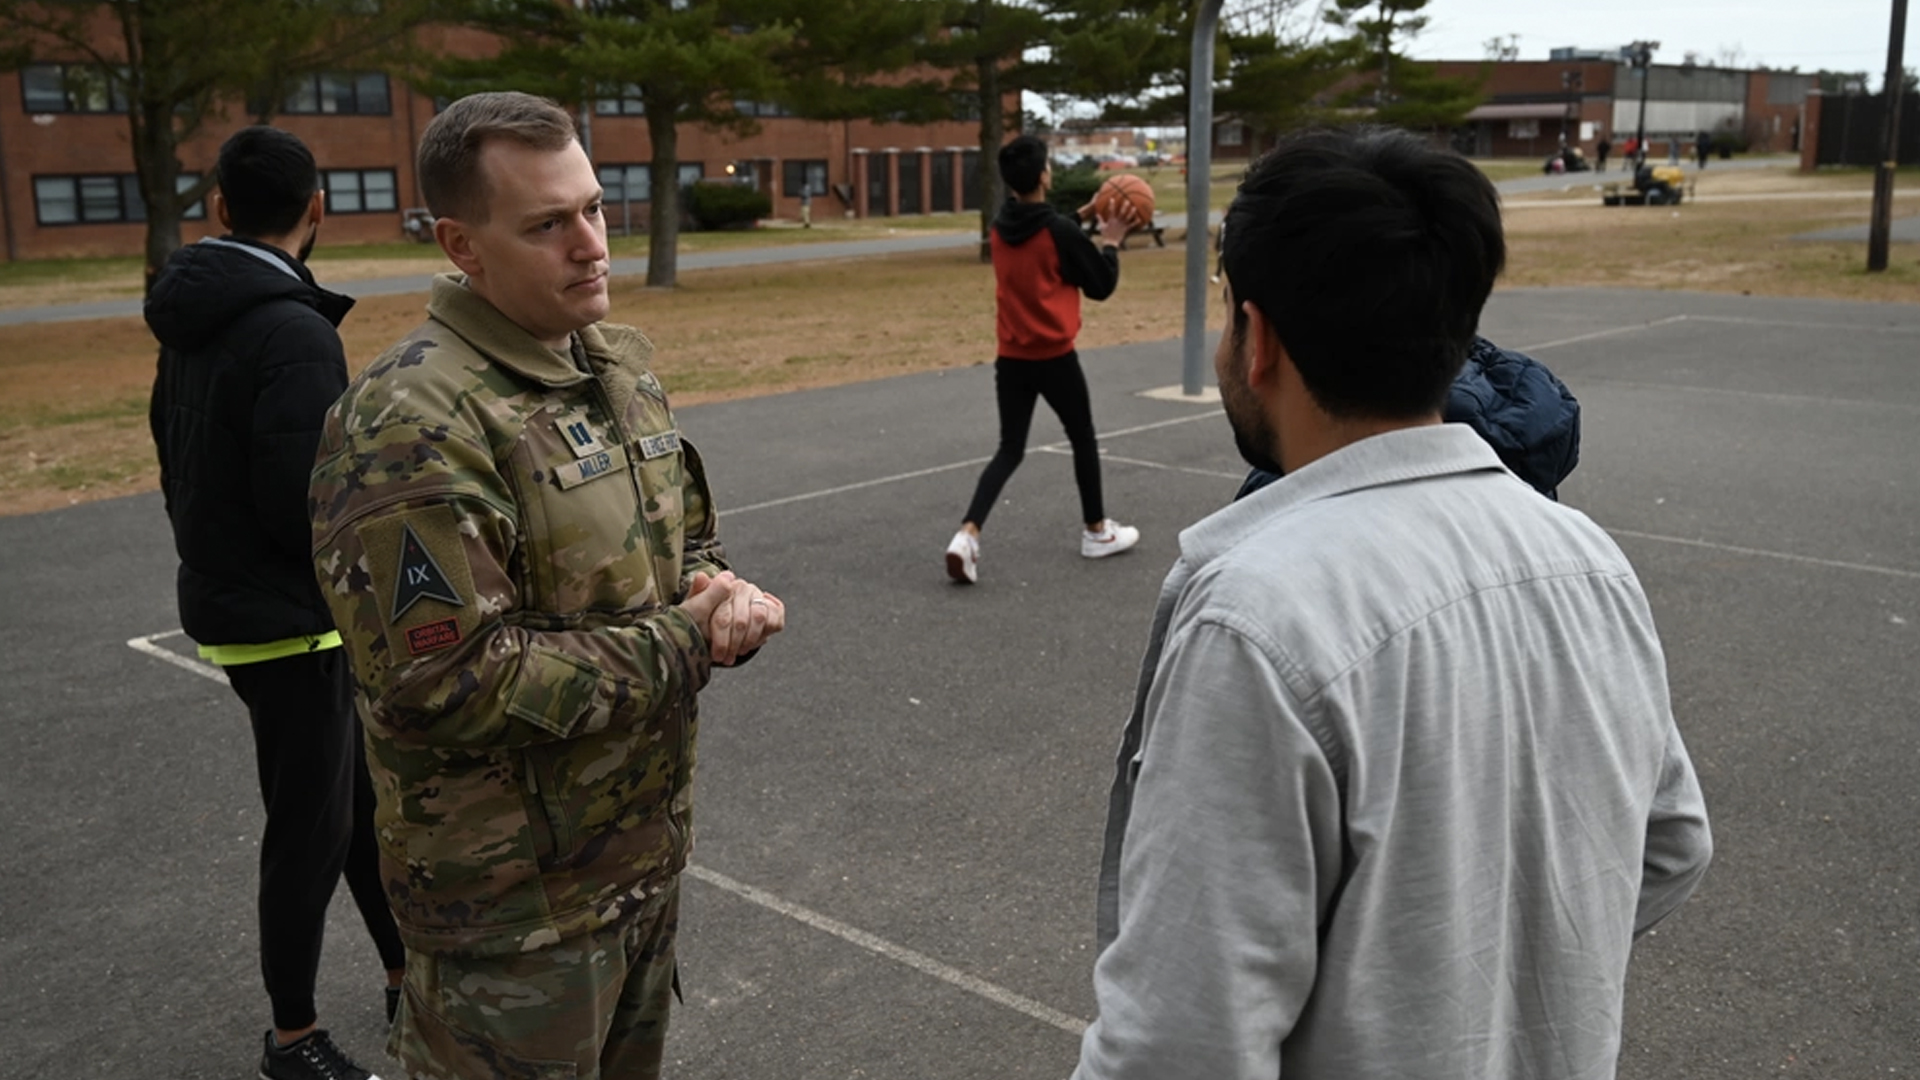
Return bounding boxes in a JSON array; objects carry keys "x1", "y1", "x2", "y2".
[{"x1": 196, "y1": 631, "x2": 343, "y2": 667}]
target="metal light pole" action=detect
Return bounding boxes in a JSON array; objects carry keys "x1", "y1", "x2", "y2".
[
  {"x1": 573, "y1": 0, "x2": 592, "y2": 159},
  {"x1": 1562, "y1": 69, "x2": 1582, "y2": 150},
  {"x1": 1182, "y1": 0, "x2": 1227, "y2": 396},
  {"x1": 1868, "y1": 0, "x2": 1910, "y2": 272},
  {"x1": 1631, "y1": 41, "x2": 1659, "y2": 170}
]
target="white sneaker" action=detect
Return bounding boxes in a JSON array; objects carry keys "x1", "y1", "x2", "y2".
[
  {"x1": 1081, "y1": 519, "x2": 1140, "y2": 559},
  {"x1": 945, "y1": 529, "x2": 980, "y2": 583}
]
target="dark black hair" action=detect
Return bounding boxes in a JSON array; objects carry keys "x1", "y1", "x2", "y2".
[
  {"x1": 216, "y1": 126, "x2": 319, "y2": 238},
  {"x1": 1219, "y1": 127, "x2": 1505, "y2": 419},
  {"x1": 998, "y1": 134, "x2": 1049, "y2": 196}
]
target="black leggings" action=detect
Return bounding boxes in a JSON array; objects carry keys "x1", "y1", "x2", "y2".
[
  {"x1": 226, "y1": 648, "x2": 405, "y2": 1031},
  {"x1": 964, "y1": 352, "x2": 1105, "y2": 528}
]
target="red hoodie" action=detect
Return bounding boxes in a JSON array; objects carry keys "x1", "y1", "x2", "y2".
[{"x1": 990, "y1": 199, "x2": 1121, "y2": 360}]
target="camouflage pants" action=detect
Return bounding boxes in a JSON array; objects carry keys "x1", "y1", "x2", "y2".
[{"x1": 389, "y1": 879, "x2": 680, "y2": 1080}]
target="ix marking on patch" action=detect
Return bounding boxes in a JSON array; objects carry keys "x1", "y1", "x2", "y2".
[{"x1": 392, "y1": 521, "x2": 465, "y2": 623}]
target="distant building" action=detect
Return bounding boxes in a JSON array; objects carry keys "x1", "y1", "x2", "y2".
[
  {"x1": 1210, "y1": 56, "x2": 1816, "y2": 163},
  {"x1": 0, "y1": 26, "x2": 1005, "y2": 261}
]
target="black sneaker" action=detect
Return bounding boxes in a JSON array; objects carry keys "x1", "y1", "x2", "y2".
[{"x1": 259, "y1": 1029, "x2": 380, "y2": 1080}]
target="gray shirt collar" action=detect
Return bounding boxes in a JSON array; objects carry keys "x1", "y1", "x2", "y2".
[{"x1": 1179, "y1": 424, "x2": 1509, "y2": 567}]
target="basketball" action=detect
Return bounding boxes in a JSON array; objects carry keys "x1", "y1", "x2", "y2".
[{"x1": 1092, "y1": 174, "x2": 1155, "y2": 227}]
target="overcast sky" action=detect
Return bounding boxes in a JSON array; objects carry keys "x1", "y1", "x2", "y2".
[{"x1": 1404, "y1": 0, "x2": 1911, "y2": 76}]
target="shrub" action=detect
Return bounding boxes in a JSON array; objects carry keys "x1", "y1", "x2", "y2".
[
  {"x1": 686, "y1": 181, "x2": 771, "y2": 231},
  {"x1": 1046, "y1": 162, "x2": 1104, "y2": 217},
  {"x1": 1711, "y1": 130, "x2": 1749, "y2": 154}
]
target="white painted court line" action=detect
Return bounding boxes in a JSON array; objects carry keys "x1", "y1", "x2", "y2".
[
  {"x1": 1577, "y1": 377, "x2": 1920, "y2": 414},
  {"x1": 121, "y1": 628, "x2": 1090, "y2": 1036},
  {"x1": 729, "y1": 457, "x2": 992, "y2": 515},
  {"x1": 1516, "y1": 316, "x2": 1690, "y2": 353},
  {"x1": 1673, "y1": 313, "x2": 1920, "y2": 336},
  {"x1": 727, "y1": 410, "x2": 1221, "y2": 517},
  {"x1": 685, "y1": 864, "x2": 1090, "y2": 1035},
  {"x1": 1037, "y1": 445, "x2": 1244, "y2": 482},
  {"x1": 126, "y1": 630, "x2": 229, "y2": 686},
  {"x1": 1607, "y1": 529, "x2": 1920, "y2": 581}
]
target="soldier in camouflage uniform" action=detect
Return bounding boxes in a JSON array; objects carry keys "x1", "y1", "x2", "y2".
[{"x1": 309, "y1": 92, "x2": 785, "y2": 1080}]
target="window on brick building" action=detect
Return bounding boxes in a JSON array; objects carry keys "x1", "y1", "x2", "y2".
[
  {"x1": 732, "y1": 100, "x2": 791, "y2": 118},
  {"x1": 279, "y1": 72, "x2": 390, "y2": 115},
  {"x1": 32, "y1": 174, "x2": 204, "y2": 225},
  {"x1": 324, "y1": 169, "x2": 399, "y2": 214},
  {"x1": 595, "y1": 85, "x2": 646, "y2": 116},
  {"x1": 678, "y1": 163, "x2": 705, "y2": 187},
  {"x1": 782, "y1": 160, "x2": 828, "y2": 197},
  {"x1": 20, "y1": 64, "x2": 129, "y2": 114},
  {"x1": 599, "y1": 164, "x2": 653, "y2": 204}
]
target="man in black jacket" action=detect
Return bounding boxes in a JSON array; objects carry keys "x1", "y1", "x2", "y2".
[{"x1": 147, "y1": 126, "x2": 401, "y2": 1080}]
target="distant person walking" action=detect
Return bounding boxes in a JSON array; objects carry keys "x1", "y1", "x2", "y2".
[
  {"x1": 944, "y1": 135, "x2": 1141, "y2": 584},
  {"x1": 1696, "y1": 130, "x2": 1713, "y2": 168},
  {"x1": 146, "y1": 125, "x2": 405, "y2": 1080},
  {"x1": 1596, "y1": 133, "x2": 1612, "y2": 172}
]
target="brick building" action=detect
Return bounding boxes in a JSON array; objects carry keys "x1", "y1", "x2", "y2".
[
  {"x1": 0, "y1": 26, "x2": 1000, "y2": 262},
  {"x1": 1210, "y1": 55, "x2": 1816, "y2": 164}
]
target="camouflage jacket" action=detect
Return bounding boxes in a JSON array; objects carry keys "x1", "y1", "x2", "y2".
[{"x1": 310, "y1": 275, "x2": 726, "y2": 957}]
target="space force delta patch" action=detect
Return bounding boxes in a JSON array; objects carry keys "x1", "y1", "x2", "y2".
[{"x1": 391, "y1": 521, "x2": 465, "y2": 623}]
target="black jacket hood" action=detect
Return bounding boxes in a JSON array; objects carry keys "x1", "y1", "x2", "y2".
[
  {"x1": 145, "y1": 237, "x2": 351, "y2": 350},
  {"x1": 992, "y1": 198, "x2": 1061, "y2": 246}
]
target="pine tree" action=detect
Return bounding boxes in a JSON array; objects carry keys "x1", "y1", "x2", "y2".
[
  {"x1": 1323, "y1": 0, "x2": 1482, "y2": 132},
  {"x1": 429, "y1": 0, "x2": 943, "y2": 287},
  {"x1": 912, "y1": 0, "x2": 1169, "y2": 260},
  {"x1": 0, "y1": 0, "x2": 445, "y2": 289}
]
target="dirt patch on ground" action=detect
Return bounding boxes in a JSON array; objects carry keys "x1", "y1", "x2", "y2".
[{"x1": 3, "y1": 163, "x2": 1916, "y2": 517}]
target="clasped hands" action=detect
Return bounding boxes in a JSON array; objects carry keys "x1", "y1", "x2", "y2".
[{"x1": 678, "y1": 570, "x2": 786, "y2": 666}]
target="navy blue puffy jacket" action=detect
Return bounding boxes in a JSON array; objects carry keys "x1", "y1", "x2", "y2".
[{"x1": 1234, "y1": 336, "x2": 1580, "y2": 500}]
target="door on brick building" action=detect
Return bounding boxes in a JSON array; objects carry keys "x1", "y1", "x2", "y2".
[
  {"x1": 868, "y1": 161, "x2": 892, "y2": 218},
  {"x1": 898, "y1": 153, "x2": 923, "y2": 214},
  {"x1": 960, "y1": 150, "x2": 981, "y2": 211},
  {"x1": 931, "y1": 153, "x2": 954, "y2": 212}
]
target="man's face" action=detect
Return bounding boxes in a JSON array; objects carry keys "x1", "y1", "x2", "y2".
[
  {"x1": 460, "y1": 138, "x2": 610, "y2": 347},
  {"x1": 1215, "y1": 282, "x2": 1284, "y2": 477}
]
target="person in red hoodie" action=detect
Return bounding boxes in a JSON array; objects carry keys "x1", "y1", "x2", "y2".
[{"x1": 945, "y1": 135, "x2": 1142, "y2": 583}]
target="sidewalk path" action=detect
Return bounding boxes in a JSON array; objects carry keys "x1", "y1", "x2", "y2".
[
  {"x1": 1793, "y1": 215, "x2": 1920, "y2": 243},
  {"x1": 1493, "y1": 153, "x2": 1787, "y2": 197},
  {"x1": 0, "y1": 161, "x2": 1798, "y2": 327},
  {"x1": 0, "y1": 229, "x2": 984, "y2": 327}
]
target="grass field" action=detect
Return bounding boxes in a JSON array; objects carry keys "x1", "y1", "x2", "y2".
[{"x1": 1, "y1": 160, "x2": 1916, "y2": 516}]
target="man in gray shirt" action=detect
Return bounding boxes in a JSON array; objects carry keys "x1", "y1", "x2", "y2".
[{"x1": 1074, "y1": 127, "x2": 1712, "y2": 1080}]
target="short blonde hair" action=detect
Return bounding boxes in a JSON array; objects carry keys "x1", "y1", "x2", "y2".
[{"x1": 417, "y1": 91, "x2": 577, "y2": 223}]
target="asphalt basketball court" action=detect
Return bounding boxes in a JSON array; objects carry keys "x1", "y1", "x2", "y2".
[{"x1": 3, "y1": 285, "x2": 1917, "y2": 1078}]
